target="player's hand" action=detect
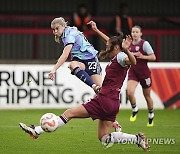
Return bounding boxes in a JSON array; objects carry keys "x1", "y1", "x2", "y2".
[
  {"x1": 87, "y1": 21, "x2": 98, "y2": 31},
  {"x1": 136, "y1": 52, "x2": 144, "y2": 59},
  {"x1": 122, "y1": 35, "x2": 132, "y2": 50},
  {"x1": 48, "y1": 71, "x2": 56, "y2": 80}
]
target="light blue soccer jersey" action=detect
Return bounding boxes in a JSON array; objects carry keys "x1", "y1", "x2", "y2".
[{"x1": 61, "y1": 26, "x2": 98, "y2": 60}]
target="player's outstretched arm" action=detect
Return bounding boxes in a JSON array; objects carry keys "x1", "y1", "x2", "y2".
[
  {"x1": 48, "y1": 44, "x2": 72, "y2": 80},
  {"x1": 87, "y1": 21, "x2": 109, "y2": 43}
]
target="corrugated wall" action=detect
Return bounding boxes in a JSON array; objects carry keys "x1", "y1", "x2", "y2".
[
  {"x1": 0, "y1": 34, "x2": 33, "y2": 59},
  {"x1": 0, "y1": 0, "x2": 179, "y2": 62},
  {"x1": 161, "y1": 35, "x2": 180, "y2": 62},
  {"x1": 0, "y1": 34, "x2": 179, "y2": 62}
]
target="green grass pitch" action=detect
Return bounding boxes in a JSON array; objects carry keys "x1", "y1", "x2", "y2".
[{"x1": 0, "y1": 109, "x2": 180, "y2": 153}]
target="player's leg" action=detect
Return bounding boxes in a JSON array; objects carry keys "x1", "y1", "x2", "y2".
[
  {"x1": 63, "y1": 104, "x2": 90, "y2": 119},
  {"x1": 84, "y1": 56, "x2": 102, "y2": 93},
  {"x1": 99, "y1": 120, "x2": 149, "y2": 151},
  {"x1": 99, "y1": 120, "x2": 137, "y2": 148},
  {"x1": 19, "y1": 104, "x2": 89, "y2": 139},
  {"x1": 90, "y1": 74, "x2": 102, "y2": 93},
  {"x1": 143, "y1": 87, "x2": 154, "y2": 126},
  {"x1": 127, "y1": 80, "x2": 139, "y2": 121},
  {"x1": 98, "y1": 120, "x2": 113, "y2": 141},
  {"x1": 140, "y1": 76, "x2": 154, "y2": 126},
  {"x1": 90, "y1": 74, "x2": 102, "y2": 87},
  {"x1": 69, "y1": 60, "x2": 98, "y2": 89}
]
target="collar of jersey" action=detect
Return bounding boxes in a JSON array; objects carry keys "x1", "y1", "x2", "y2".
[{"x1": 61, "y1": 27, "x2": 68, "y2": 38}]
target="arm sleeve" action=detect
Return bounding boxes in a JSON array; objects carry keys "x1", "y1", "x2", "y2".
[
  {"x1": 143, "y1": 41, "x2": 154, "y2": 55},
  {"x1": 64, "y1": 35, "x2": 75, "y2": 46},
  {"x1": 117, "y1": 52, "x2": 128, "y2": 67}
]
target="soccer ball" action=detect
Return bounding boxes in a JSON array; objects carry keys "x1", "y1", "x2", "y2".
[{"x1": 40, "y1": 113, "x2": 59, "y2": 132}]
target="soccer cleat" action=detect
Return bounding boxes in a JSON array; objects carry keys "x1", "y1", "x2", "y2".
[
  {"x1": 19, "y1": 122, "x2": 39, "y2": 139},
  {"x1": 147, "y1": 120, "x2": 154, "y2": 127},
  {"x1": 130, "y1": 111, "x2": 138, "y2": 122},
  {"x1": 93, "y1": 85, "x2": 101, "y2": 94},
  {"x1": 113, "y1": 120, "x2": 122, "y2": 132},
  {"x1": 136, "y1": 132, "x2": 150, "y2": 151}
]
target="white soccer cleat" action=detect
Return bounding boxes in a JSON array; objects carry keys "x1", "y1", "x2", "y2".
[
  {"x1": 19, "y1": 122, "x2": 39, "y2": 139},
  {"x1": 136, "y1": 132, "x2": 150, "y2": 151},
  {"x1": 113, "y1": 120, "x2": 122, "y2": 132}
]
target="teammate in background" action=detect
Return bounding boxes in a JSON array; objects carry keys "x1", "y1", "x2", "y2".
[
  {"x1": 127, "y1": 25, "x2": 156, "y2": 127},
  {"x1": 70, "y1": 4, "x2": 91, "y2": 32},
  {"x1": 110, "y1": 3, "x2": 133, "y2": 37},
  {"x1": 19, "y1": 21, "x2": 149, "y2": 151},
  {"x1": 48, "y1": 17, "x2": 101, "y2": 93}
]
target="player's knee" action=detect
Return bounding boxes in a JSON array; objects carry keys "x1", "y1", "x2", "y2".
[
  {"x1": 145, "y1": 92, "x2": 150, "y2": 97},
  {"x1": 144, "y1": 93, "x2": 151, "y2": 100},
  {"x1": 69, "y1": 61, "x2": 83, "y2": 71},
  {"x1": 69, "y1": 62, "x2": 77, "y2": 71},
  {"x1": 127, "y1": 89, "x2": 134, "y2": 98}
]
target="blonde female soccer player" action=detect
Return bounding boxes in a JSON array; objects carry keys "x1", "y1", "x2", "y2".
[
  {"x1": 19, "y1": 21, "x2": 149, "y2": 151},
  {"x1": 49, "y1": 17, "x2": 101, "y2": 93}
]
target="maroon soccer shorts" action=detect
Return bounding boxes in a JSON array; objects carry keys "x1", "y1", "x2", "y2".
[
  {"x1": 128, "y1": 71, "x2": 152, "y2": 88},
  {"x1": 82, "y1": 94, "x2": 120, "y2": 122}
]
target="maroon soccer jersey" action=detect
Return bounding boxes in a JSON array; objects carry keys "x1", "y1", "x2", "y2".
[
  {"x1": 100, "y1": 55, "x2": 129, "y2": 98},
  {"x1": 128, "y1": 39, "x2": 151, "y2": 79},
  {"x1": 83, "y1": 53, "x2": 129, "y2": 121}
]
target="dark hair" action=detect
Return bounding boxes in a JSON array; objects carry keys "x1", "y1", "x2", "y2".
[
  {"x1": 99, "y1": 32, "x2": 124, "y2": 60},
  {"x1": 132, "y1": 25, "x2": 142, "y2": 31},
  {"x1": 109, "y1": 32, "x2": 124, "y2": 50}
]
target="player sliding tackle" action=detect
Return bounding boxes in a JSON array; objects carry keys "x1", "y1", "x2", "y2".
[{"x1": 19, "y1": 20, "x2": 149, "y2": 151}]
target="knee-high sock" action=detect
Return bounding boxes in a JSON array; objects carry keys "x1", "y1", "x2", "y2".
[
  {"x1": 111, "y1": 132, "x2": 137, "y2": 144},
  {"x1": 71, "y1": 67, "x2": 95, "y2": 87},
  {"x1": 131, "y1": 104, "x2": 138, "y2": 112},
  {"x1": 148, "y1": 109, "x2": 154, "y2": 119},
  {"x1": 58, "y1": 114, "x2": 69, "y2": 127},
  {"x1": 35, "y1": 126, "x2": 44, "y2": 135}
]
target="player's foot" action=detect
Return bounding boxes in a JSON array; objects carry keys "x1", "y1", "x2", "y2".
[
  {"x1": 147, "y1": 118, "x2": 154, "y2": 127},
  {"x1": 19, "y1": 122, "x2": 39, "y2": 139},
  {"x1": 136, "y1": 132, "x2": 149, "y2": 151},
  {"x1": 113, "y1": 120, "x2": 122, "y2": 132},
  {"x1": 101, "y1": 134, "x2": 114, "y2": 149},
  {"x1": 130, "y1": 110, "x2": 138, "y2": 122},
  {"x1": 93, "y1": 85, "x2": 101, "y2": 94}
]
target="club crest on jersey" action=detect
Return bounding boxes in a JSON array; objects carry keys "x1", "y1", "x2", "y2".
[{"x1": 135, "y1": 46, "x2": 140, "y2": 51}]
